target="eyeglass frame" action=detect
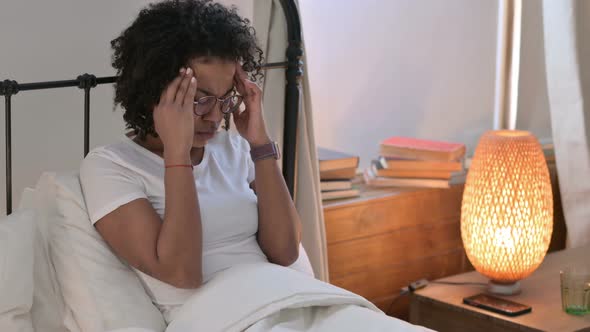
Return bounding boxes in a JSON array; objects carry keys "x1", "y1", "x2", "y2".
[{"x1": 192, "y1": 89, "x2": 243, "y2": 116}]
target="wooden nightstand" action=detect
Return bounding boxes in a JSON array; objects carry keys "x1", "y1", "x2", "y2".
[
  {"x1": 409, "y1": 245, "x2": 590, "y2": 332},
  {"x1": 323, "y1": 183, "x2": 472, "y2": 320},
  {"x1": 322, "y1": 164, "x2": 565, "y2": 321}
]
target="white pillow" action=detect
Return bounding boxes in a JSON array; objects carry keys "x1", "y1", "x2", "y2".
[
  {"x1": 34, "y1": 172, "x2": 167, "y2": 332},
  {"x1": 19, "y1": 186, "x2": 68, "y2": 332},
  {"x1": 0, "y1": 210, "x2": 35, "y2": 332}
]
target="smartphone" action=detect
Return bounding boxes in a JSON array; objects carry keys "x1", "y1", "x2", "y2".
[{"x1": 463, "y1": 293, "x2": 532, "y2": 317}]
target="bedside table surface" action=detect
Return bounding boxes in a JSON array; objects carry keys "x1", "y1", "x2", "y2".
[{"x1": 412, "y1": 244, "x2": 590, "y2": 332}]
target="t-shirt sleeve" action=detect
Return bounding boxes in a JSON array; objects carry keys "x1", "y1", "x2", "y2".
[
  {"x1": 232, "y1": 133, "x2": 256, "y2": 184},
  {"x1": 247, "y1": 149, "x2": 256, "y2": 185},
  {"x1": 79, "y1": 151, "x2": 147, "y2": 224},
  {"x1": 239, "y1": 138, "x2": 256, "y2": 184}
]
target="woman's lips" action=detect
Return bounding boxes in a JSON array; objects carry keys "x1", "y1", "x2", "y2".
[{"x1": 196, "y1": 131, "x2": 215, "y2": 140}]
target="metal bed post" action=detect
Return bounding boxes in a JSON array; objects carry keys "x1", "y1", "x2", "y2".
[
  {"x1": 77, "y1": 74, "x2": 98, "y2": 157},
  {"x1": 280, "y1": 0, "x2": 303, "y2": 199},
  {"x1": 1, "y1": 80, "x2": 18, "y2": 215}
]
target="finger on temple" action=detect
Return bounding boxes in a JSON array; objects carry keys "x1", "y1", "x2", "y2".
[
  {"x1": 183, "y1": 76, "x2": 197, "y2": 108},
  {"x1": 235, "y1": 62, "x2": 249, "y2": 80},
  {"x1": 174, "y1": 69, "x2": 193, "y2": 104},
  {"x1": 234, "y1": 75, "x2": 246, "y2": 95},
  {"x1": 164, "y1": 69, "x2": 186, "y2": 102}
]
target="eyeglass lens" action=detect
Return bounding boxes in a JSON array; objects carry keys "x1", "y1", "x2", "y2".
[{"x1": 194, "y1": 95, "x2": 242, "y2": 116}]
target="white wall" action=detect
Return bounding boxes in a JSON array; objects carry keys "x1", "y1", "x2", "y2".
[
  {"x1": 300, "y1": 0, "x2": 556, "y2": 166},
  {"x1": 299, "y1": 0, "x2": 499, "y2": 169},
  {"x1": 0, "y1": 0, "x2": 252, "y2": 214}
]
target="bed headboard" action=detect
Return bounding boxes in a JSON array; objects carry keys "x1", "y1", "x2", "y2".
[{"x1": 0, "y1": 0, "x2": 303, "y2": 215}]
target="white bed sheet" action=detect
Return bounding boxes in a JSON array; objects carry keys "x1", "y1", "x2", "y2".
[
  {"x1": 163, "y1": 262, "x2": 432, "y2": 332},
  {"x1": 247, "y1": 304, "x2": 432, "y2": 332},
  {"x1": 107, "y1": 329, "x2": 158, "y2": 332}
]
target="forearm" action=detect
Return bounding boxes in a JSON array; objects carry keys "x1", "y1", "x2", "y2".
[
  {"x1": 232, "y1": 64, "x2": 300, "y2": 266},
  {"x1": 254, "y1": 157, "x2": 301, "y2": 266},
  {"x1": 157, "y1": 153, "x2": 202, "y2": 287}
]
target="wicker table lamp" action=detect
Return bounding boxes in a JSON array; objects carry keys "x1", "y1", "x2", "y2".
[{"x1": 461, "y1": 130, "x2": 553, "y2": 295}]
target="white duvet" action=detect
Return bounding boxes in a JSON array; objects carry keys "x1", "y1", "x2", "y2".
[{"x1": 111, "y1": 262, "x2": 432, "y2": 332}]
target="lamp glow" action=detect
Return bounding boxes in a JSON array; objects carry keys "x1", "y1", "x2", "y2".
[{"x1": 461, "y1": 130, "x2": 553, "y2": 295}]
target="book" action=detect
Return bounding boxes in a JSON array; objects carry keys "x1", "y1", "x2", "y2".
[
  {"x1": 375, "y1": 168, "x2": 453, "y2": 179},
  {"x1": 318, "y1": 147, "x2": 360, "y2": 172},
  {"x1": 364, "y1": 168, "x2": 450, "y2": 188},
  {"x1": 320, "y1": 167, "x2": 357, "y2": 180},
  {"x1": 321, "y1": 188, "x2": 361, "y2": 201},
  {"x1": 364, "y1": 161, "x2": 466, "y2": 189},
  {"x1": 374, "y1": 159, "x2": 458, "y2": 179},
  {"x1": 379, "y1": 136, "x2": 466, "y2": 162},
  {"x1": 320, "y1": 180, "x2": 353, "y2": 192},
  {"x1": 378, "y1": 156, "x2": 463, "y2": 172}
]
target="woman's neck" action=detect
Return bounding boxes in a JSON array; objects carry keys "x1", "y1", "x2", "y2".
[{"x1": 133, "y1": 133, "x2": 205, "y2": 166}]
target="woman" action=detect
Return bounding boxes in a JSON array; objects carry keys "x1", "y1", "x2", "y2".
[
  {"x1": 80, "y1": 0, "x2": 301, "y2": 317},
  {"x1": 79, "y1": 2, "x2": 434, "y2": 331}
]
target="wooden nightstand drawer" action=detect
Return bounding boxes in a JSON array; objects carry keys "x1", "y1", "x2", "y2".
[
  {"x1": 332, "y1": 248, "x2": 469, "y2": 301},
  {"x1": 328, "y1": 220, "x2": 463, "y2": 278},
  {"x1": 324, "y1": 185, "x2": 464, "y2": 244}
]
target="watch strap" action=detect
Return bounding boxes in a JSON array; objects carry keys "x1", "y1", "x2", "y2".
[{"x1": 250, "y1": 141, "x2": 280, "y2": 162}]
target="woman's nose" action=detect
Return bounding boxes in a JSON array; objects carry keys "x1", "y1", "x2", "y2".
[{"x1": 202, "y1": 101, "x2": 223, "y2": 123}]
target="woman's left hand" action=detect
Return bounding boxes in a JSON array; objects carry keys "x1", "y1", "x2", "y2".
[{"x1": 233, "y1": 63, "x2": 271, "y2": 147}]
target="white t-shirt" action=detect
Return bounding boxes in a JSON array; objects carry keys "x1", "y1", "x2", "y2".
[{"x1": 79, "y1": 130, "x2": 268, "y2": 306}]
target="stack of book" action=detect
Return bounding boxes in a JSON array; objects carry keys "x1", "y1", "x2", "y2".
[
  {"x1": 364, "y1": 136, "x2": 467, "y2": 189},
  {"x1": 318, "y1": 147, "x2": 360, "y2": 201}
]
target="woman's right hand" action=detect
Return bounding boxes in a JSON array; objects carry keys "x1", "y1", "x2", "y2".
[{"x1": 153, "y1": 67, "x2": 197, "y2": 161}]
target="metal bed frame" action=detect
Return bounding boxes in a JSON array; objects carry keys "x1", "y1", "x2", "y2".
[{"x1": 0, "y1": 0, "x2": 303, "y2": 215}]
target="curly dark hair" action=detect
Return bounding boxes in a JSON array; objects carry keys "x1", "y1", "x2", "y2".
[{"x1": 110, "y1": 0, "x2": 264, "y2": 139}]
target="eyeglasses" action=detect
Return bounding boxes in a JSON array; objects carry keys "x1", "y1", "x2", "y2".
[{"x1": 193, "y1": 90, "x2": 243, "y2": 116}]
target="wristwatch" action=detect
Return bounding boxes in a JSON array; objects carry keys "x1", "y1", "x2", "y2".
[{"x1": 250, "y1": 141, "x2": 281, "y2": 162}]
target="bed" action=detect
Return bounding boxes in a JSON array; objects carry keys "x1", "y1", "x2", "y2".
[{"x1": 0, "y1": 1, "x2": 433, "y2": 331}]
